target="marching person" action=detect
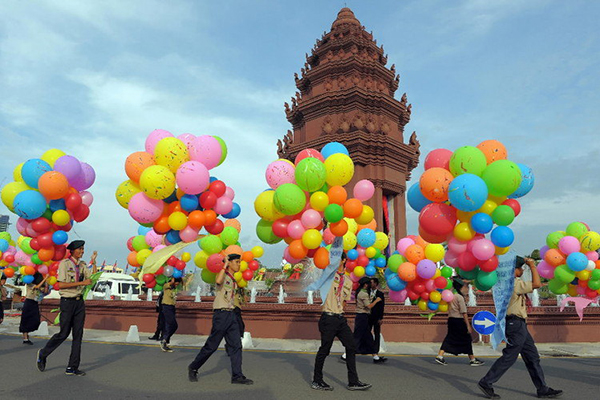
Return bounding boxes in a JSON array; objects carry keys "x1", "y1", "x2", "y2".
[
  {"x1": 148, "y1": 291, "x2": 164, "y2": 342},
  {"x1": 312, "y1": 253, "x2": 371, "y2": 391},
  {"x1": 36, "y1": 240, "x2": 97, "y2": 376},
  {"x1": 478, "y1": 258, "x2": 563, "y2": 399},
  {"x1": 369, "y1": 278, "x2": 385, "y2": 356},
  {"x1": 0, "y1": 274, "x2": 6, "y2": 325},
  {"x1": 188, "y1": 254, "x2": 253, "y2": 385},
  {"x1": 435, "y1": 278, "x2": 484, "y2": 366},
  {"x1": 160, "y1": 277, "x2": 181, "y2": 352},
  {"x1": 20, "y1": 272, "x2": 50, "y2": 344},
  {"x1": 226, "y1": 286, "x2": 246, "y2": 357}
]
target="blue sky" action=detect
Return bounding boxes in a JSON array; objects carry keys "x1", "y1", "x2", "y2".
[{"x1": 1, "y1": 0, "x2": 599, "y2": 269}]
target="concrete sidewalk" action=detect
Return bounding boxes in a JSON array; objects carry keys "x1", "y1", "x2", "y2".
[{"x1": 2, "y1": 315, "x2": 599, "y2": 358}]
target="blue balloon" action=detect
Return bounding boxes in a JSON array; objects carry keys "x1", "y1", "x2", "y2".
[
  {"x1": 367, "y1": 259, "x2": 375, "y2": 267},
  {"x1": 448, "y1": 173, "x2": 488, "y2": 212},
  {"x1": 491, "y1": 226, "x2": 514, "y2": 248},
  {"x1": 427, "y1": 301, "x2": 439, "y2": 311},
  {"x1": 49, "y1": 199, "x2": 66, "y2": 212},
  {"x1": 321, "y1": 142, "x2": 349, "y2": 159},
  {"x1": 470, "y1": 213, "x2": 493, "y2": 234},
  {"x1": 375, "y1": 257, "x2": 387, "y2": 268},
  {"x1": 180, "y1": 194, "x2": 199, "y2": 212},
  {"x1": 384, "y1": 267, "x2": 395, "y2": 277},
  {"x1": 137, "y1": 226, "x2": 152, "y2": 236},
  {"x1": 13, "y1": 190, "x2": 47, "y2": 219},
  {"x1": 357, "y1": 228, "x2": 376, "y2": 248},
  {"x1": 172, "y1": 269, "x2": 183, "y2": 278},
  {"x1": 347, "y1": 249, "x2": 359, "y2": 260},
  {"x1": 166, "y1": 230, "x2": 181, "y2": 244},
  {"x1": 223, "y1": 202, "x2": 241, "y2": 219},
  {"x1": 387, "y1": 274, "x2": 407, "y2": 291},
  {"x1": 365, "y1": 265, "x2": 376, "y2": 276},
  {"x1": 508, "y1": 163, "x2": 534, "y2": 199},
  {"x1": 22, "y1": 275, "x2": 34, "y2": 284},
  {"x1": 209, "y1": 176, "x2": 218, "y2": 183},
  {"x1": 21, "y1": 159, "x2": 52, "y2": 189},
  {"x1": 0, "y1": 239, "x2": 8, "y2": 252},
  {"x1": 407, "y1": 182, "x2": 432, "y2": 212},
  {"x1": 567, "y1": 252, "x2": 588, "y2": 272},
  {"x1": 52, "y1": 231, "x2": 68, "y2": 245}
]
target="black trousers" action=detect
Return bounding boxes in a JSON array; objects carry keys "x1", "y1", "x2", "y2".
[
  {"x1": 162, "y1": 305, "x2": 178, "y2": 343},
  {"x1": 153, "y1": 304, "x2": 165, "y2": 339},
  {"x1": 369, "y1": 315, "x2": 382, "y2": 354},
  {"x1": 189, "y1": 310, "x2": 243, "y2": 379},
  {"x1": 225, "y1": 307, "x2": 245, "y2": 355},
  {"x1": 40, "y1": 298, "x2": 85, "y2": 369},
  {"x1": 313, "y1": 314, "x2": 359, "y2": 385},
  {"x1": 480, "y1": 317, "x2": 548, "y2": 391}
]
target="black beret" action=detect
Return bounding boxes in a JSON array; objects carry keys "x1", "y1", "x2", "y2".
[
  {"x1": 67, "y1": 240, "x2": 85, "y2": 251},
  {"x1": 228, "y1": 254, "x2": 241, "y2": 261}
]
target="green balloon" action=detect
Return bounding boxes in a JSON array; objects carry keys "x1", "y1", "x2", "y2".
[
  {"x1": 256, "y1": 219, "x2": 282, "y2": 244},
  {"x1": 201, "y1": 268, "x2": 217, "y2": 284},
  {"x1": 387, "y1": 254, "x2": 404, "y2": 272},
  {"x1": 565, "y1": 222, "x2": 589, "y2": 239},
  {"x1": 140, "y1": 222, "x2": 154, "y2": 228},
  {"x1": 200, "y1": 235, "x2": 223, "y2": 255},
  {"x1": 155, "y1": 274, "x2": 167, "y2": 285},
  {"x1": 213, "y1": 136, "x2": 228, "y2": 166},
  {"x1": 132, "y1": 235, "x2": 150, "y2": 251},
  {"x1": 319, "y1": 183, "x2": 330, "y2": 193},
  {"x1": 220, "y1": 226, "x2": 239, "y2": 246},
  {"x1": 458, "y1": 267, "x2": 479, "y2": 280},
  {"x1": 273, "y1": 183, "x2": 306, "y2": 215},
  {"x1": 476, "y1": 270, "x2": 497, "y2": 290},
  {"x1": 587, "y1": 279, "x2": 600, "y2": 291},
  {"x1": 0, "y1": 232, "x2": 11, "y2": 241},
  {"x1": 492, "y1": 205, "x2": 515, "y2": 226},
  {"x1": 554, "y1": 264, "x2": 575, "y2": 283},
  {"x1": 482, "y1": 160, "x2": 522, "y2": 197},
  {"x1": 154, "y1": 284, "x2": 163, "y2": 292},
  {"x1": 591, "y1": 269, "x2": 600, "y2": 280},
  {"x1": 31, "y1": 253, "x2": 43, "y2": 265},
  {"x1": 546, "y1": 231, "x2": 566, "y2": 249},
  {"x1": 441, "y1": 266, "x2": 453, "y2": 278},
  {"x1": 548, "y1": 278, "x2": 568, "y2": 294},
  {"x1": 42, "y1": 208, "x2": 53, "y2": 220},
  {"x1": 20, "y1": 237, "x2": 35, "y2": 255},
  {"x1": 324, "y1": 204, "x2": 344, "y2": 223},
  {"x1": 449, "y1": 146, "x2": 487, "y2": 177},
  {"x1": 295, "y1": 158, "x2": 327, "y2": 192},
  {"x1": 445, "y1": 280, "x2": 453, "y2": 290}
]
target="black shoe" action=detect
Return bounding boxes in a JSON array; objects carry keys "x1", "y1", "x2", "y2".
[
  {"x1": 339, "y1": 355, "x2": 346, "y2": 363},
  {"x1": 65, "y1": 368, "x2": 86, "y2": 376},
  {"x1": 478, "y1": 381, "x2": 500, "y2": 399},
  {"x1": 36, "y1": 349, "x2": 46, "y2": 372},
  {"x1": 348, "y1": 381, "x2": 372, "y2": 391},
  {"x1": 538, "y1": 388, "x2": 563, "y2": 398},
  {"x1": 435, "y1": 356, "x2": 448, "y2": 365},
  {"x1": 373, "y1": 356, "x2": 387, "y2": 363},
  {"x1": 231, "y1": 376, "x2": 254, "y2": 385},
  {"x1": 188, "y1": 367, "x2": 198, "y2": 382},
  {"x1": 311, "y1": 381, "x2": 333, "y2": 391},
  {"x1": 470, "y1": 358, "x2": 485, "y2": 366},
  {"x1": 148, "y1": 335, "x2": 159, "y2": 341},
  {"x1": 160, "y1": 341, "x2": 173, "y2": 352},
  {"x1": 23, "y1": 340, "x2": 33, "y2": 345}
]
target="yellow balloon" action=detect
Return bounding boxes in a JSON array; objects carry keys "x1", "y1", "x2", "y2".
[
  {"x1": 343, "y1": 232, "x2": 357, "y2": 250},
  {"x1": 1, "y1": 181, "x2": 31, "y2": 209},
  {"x1": 234, "y1": 271, "x2": 243, "y2": 282},
  {"x1": 47, "y1": 276, "x2": 57, "y2": 285},
  {"x1": 41, "y1": 149, "x2": 66, "y2": 168},
  {"x1": 279, "y1": 158, "x2": 295, "y2": 167},
  {"x1": 52, "y1": 210, "x2": 70, "y2": 226},
  {"x1": 355, "y1": 205, "x2": 374, "y2": 225},
  {"x1": 238, "y1": 279, "x2": 248, "y2": 288},
  {"x1": 433, "y1": 268, "x2": 441, "y2": 279},
  {"x1": 438, "y1": 303, "x2": 449, "y2": 313},
  {"x1": 310, "y1": 191, "x2": 329, "y2": 212},
  {"x1": 580, "y1": 231, "x2": 600, "y2": 252},
  {"x1": 457, "y1": 210, "x2": 476, "y2": 223},
  {"x1": 324, "y1": 153, "x2": 354, "y2": 186},
  {"x1": 430, "y1": 291, "x2": 442, "y2": 303},
  {"x1": 353, "y1": 266, "x2": 365, "y2": 278},
  {"x1": 495, "y1": 246, "x2": 510, "y2": 255},
  {"x1": 488, "y1": 195, "x2": 507, "y2": 205},
  {"x1": 418, "y1": 299, "x2": 428, "y2": 311},
  {"x1": 0, "y1": 260, "x2": 6, "y2": 267},
  {"x1": 425, "y1": 243, "x2": 445, "y2": 262},
  {"x1": 168, "y1": 211, "x2": 188, "y2": 231},
  {"x1": 194, "y1": 250, "x2": 209, "y2": 268},
  {"x1": 240, "y1": 261, "x2": 248, "y2": 272},
  {"x1": 115, "y1": 179, "x2": 142, "y2": 208},
  {"x1": 454, "y1": 222, "x2": 475, "y2": 241},
  {"x1": 251, "y1": 246, "x2": 264, "y2": 258},
  {"x1": 154, "y1": 137, "x2": 189, "y2": 173},
  {"x1": 365, "y1": 247, "x2": 376, "y2": 258},
  {"x1": 181, "y1": 252, "x2": 191, "y2": 262},
  {"x1": 254, "y1": 190, "x2": 284, "y2": 221},
  {"x1": 136, "y1": 248, "x2": 152, "y2": 265},
  {"x1": 478, "y1": 200, "x2": 498, "y2": 215},
  {"x1": 139, "y1": 165, "x2": 176, "y2": 200},
  {"x1": 345, "y1": 217, "x2": 358, "y2": 234},
  {"x1": 567, "y1": 285, "x2": 578, "y2": 297},
  {"x1": 302, "y1": 229, "x2": 322, "y2": 250},
  {"x1": 13, "y1": 163, "x2": 24, "y2": 182},
  {"x1": 576, "y1": 270, "x2": 591, "y2": 281},
  {"x1": 374, "y1": 232, "x2": 389, "y2": 251}
]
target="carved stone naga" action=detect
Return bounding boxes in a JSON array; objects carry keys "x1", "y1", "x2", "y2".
[{"x1": 277, "y1": 130, "x2": 294, "y2": 159}]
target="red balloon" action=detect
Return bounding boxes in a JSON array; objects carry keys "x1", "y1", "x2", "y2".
[
  {"x1": 167, "y1": 256, "x2": 177, "y2": 266},
  {"x1": 209, "y1": 181, "x2": 227, "y2": 197},
  {"x1": 175, "y1": 260, "x2": 186, "y2": 270},
  {"x1": 306, "y1": 248, "x2": 317, "y2": 258},
  {"x1": 146, "y1": 280, "x2": 156, "y2": 289},
  {"x1": 248, "y1": 260, "x2": 260, "y2": 271},
  {"x1": 143, "y1": 273, "x2": 155, "y2": 284},
  {"x1": 73, "y1": 204, "x2": 90, "y2": 222},
  {"x1": 155, "y1": 266, "x2": 164, "y2": 276},
  {"x1": 420, "y1": 291, "x2": 430, "y2": 301},
  {"x1": 407, "y1": 290, "x2": 419, "y2": 301},
  {"x1": 4, "y1": 254, "x2": 15, "y2": 263},
  {"x1": 502, "y1": 199, "x2": 521, "y2": 217},
  {"x1": 356, "y1": 255, "x2": 369, "y2": 267},
  {"x1": 207, "y1": 253, "x2": 225, "y2": 273},
  {"x1": 37, "y1": 233, "x2": 54, "y2": 248},
  {"x1": 418, "y1": 226, "x2": 448, "y2": 244},
  {"x1": 424, "y1": 148, "x2": 453, "y2": 170},
  {"x1": 272, "y1": 219, "x2": 290, "y2": 238},
  {"x1": 434, "y1": 276, "x2": 448, "y2": 289},
  {"x1": 458, "y1": 252, "x2": 478, "y2": 271},
  {"x1": 419, "y1": 203, "x2": 457, "y2": 237},
  {"x1": 479, "y1": 256, "x2": 499, "y2": 272},
  {"x1": 53, "y1": 245, "x2": 67, "y2": 261},
  {"x1": 65, "y1": 193, "x2": 83, "y2": 210},
  {"x1": 31, "y1": 217, "x2": 52, "y2": 233},
  {"x1": 294, "y1": 148, "x2": 325, "y2": 164},
  {"x1": 126, "y1": 237, "x2": 135, "y2": 251},
  {"x1": 412, "y1": 283, "x2": 425, "y2": 294},
  {"x1": 30, "y1": 238, "x2": 41, "y2": 251},
  {"x1": 242, "y1": 270, "x2": 253, "y2": 281},
  {"x1": 200, "y1": 192, "x2": 217, "y2": 209},
  {"x1": 205, "y1": 219, "x2": 224, "y2": 235}
]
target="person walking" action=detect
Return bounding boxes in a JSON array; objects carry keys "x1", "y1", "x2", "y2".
[
  {"x1": 369, "y1": 278, "x2": 385, "y2": 355},
  {"x1": 20, "y1": 273, "x2": 50, "y2": 344},
  {"x1": 148, "y1": 291, "x2": 164, "y2": 341},
  {"x1": 0, "y1": 274, "x2": 7, "y2": 325},
  {"x1": 435, "y1": 278, "x2": 484, "y2": 366},
  {"x1": 160, "y1": 277, "x2": 181, "y2": 352},
  {"x1": 226, "y1": 287, "x2": 246, "y2": 356},
  {"x1": 478, "y1": 258, "x2": 563, "y2": 399},
  {"x1": 312, "y1": 253, "x2": 371, "y2": 391},
  {"x1": 188, "y1": 254, "x2": 253, "y2": 385},
  {"x1": 36, "y1": 240, "x2": 97, "y2": 376}
]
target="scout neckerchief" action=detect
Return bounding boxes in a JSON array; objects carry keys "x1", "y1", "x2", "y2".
[
  {"x1": 69, "y1": 257, "x2": 80, "y2": 282},
  {"x1": 225, "y1": 271, "x2": 238, "y2": 305},
  {"x1": 335, "y1": 271, "x2": 346, "y2": 310}
]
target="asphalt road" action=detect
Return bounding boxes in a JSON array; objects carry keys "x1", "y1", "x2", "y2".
[{"x1": 0, "y1": 334, "x2": 595, "y2": 399}]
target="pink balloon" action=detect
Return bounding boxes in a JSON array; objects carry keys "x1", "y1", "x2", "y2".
[
  {"x1": 189, "y1": 135, "x2": 222, "y2": 170},
  {"x1": 448, "y1": 236, "x2": 468, "y2": 254},
  {"x1": 467, "y1": 235, "x2": 486, "y2": 253},
  {"x1": 153, "y1": 244, "x2": 166, "y2": 252},
  {"x1": 177, "y1": 133, "x2": 196, "y2": 149},
  {"x1": 214, "y1": 196, "x2": 233, "y2": 215},
  {"x1": 145, "y1": 230, "x2": 163, "y2": 248},
  {"x1": 576, "y1": 286, "x2": 587, "y2": 295},
  {"x1": 537, "y1": 260, "x2": 554, "y2": 279},
  {"x1": 424, "y1": 148, "x2": 453, "y2": 170},
  {"x1": 16, "y1": 218, "x2": 29, "y2": 236},
  {"x1": 558, "y1": 236, "x2": 580, "y2": 255},
  {"x1": 37, "y1": 265, "x2": 49, "y2": 275},
  {"x1": 15, "y1": 250, "x2": 29, "y2": 265},
  {"x1": 224, "y1": 187, "x2": 235, "y2": 200},
  {"x1": 353, "y1": 179, "x2": 375, "y2": 201},
  {"x1": 4, "y1": 246, "x2": 16, "y2": 255},
  {"x1": 176, "y1": 161, "x2": 210, "y2": 195},
  {"x1": 128, "y1": 193, "x2": 164, "y2": 224},
  {"x1": 284, "y1": 246, "x2": 302, "y2": 264},
  {"x1": 322, "y1": 228, "x2": 335, "y2": 245},
  {"x1": 265, "y1": 160, "x2": 295, "y2": 190},
  {"x1": 389, "y1": 289, "x2": 407, "y2": 303},
  {"x1": 145, "y1": 129, "x2": 173, "y2": 154},
  {"x1": 179, "y1": 226, "x2": 199, "y2": 243},
  {"x1": 301, "y1": 209, "x2": 321, "y2": 229},
  {"x1": 472, "y1": 239, "x2": 495, "y2": 261},
  {"x1": 586, "y1": 251, "x2": 599, "y2": 262},
  {"x1": 356, "y1": 247, "x2": 366, "y2": 256},
  {"x1": 458, "y1": 252, "x2": 478, "y2": 271},
  {"x1": 444, "y1": 250, "x2": 460, "y2": 267},
  {"x1": 397, "y1": 237, "x2": 415, "y2": 255},
  {"x1": 25, "y1": 226, "x2": 38, "y2": 237},
  {"x1": 441, "y1": 289, "x2": 454, "y2": 303},
  {"x1": 287, "y1": 220, "x2": 305, "y2": 240},
  {"x1": 349, "y1": 272, "x2": 360, "y2": 282},
  {"x1": 425, "y1": 279, "x2": 436, "y2": 292},
  {"x1": 80, "y1": 191, "x2": 94, "y2": 207}
]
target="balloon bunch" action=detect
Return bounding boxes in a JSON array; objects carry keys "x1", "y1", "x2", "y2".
[
  {"x1": 407, "y1": 140, "x2": 534, "y2": 291},
  {"x1": 383, "y1": 235, "x2": 455, "y2": 312},
  {"x1": 343, "y1": 224, "x2": 389, "y2": 281},
  {"x1": 254, "y1": 142, "x2": 378, "y2": 269},
  {"x1": 0, "y1": 149, "x2": 96, "y2": 286},
  {"x1": 538, "y1": 222, "x2": 600, "y2": 299},
  {"x1": 116, "y1": 130, "x2": 240, "y2": 245},
  {"x1": 141, "y1": 252, "x2": 191, "y2": 292},
  {"x1": 125, "y1": 226, "x2": 167, "y2": 268}
]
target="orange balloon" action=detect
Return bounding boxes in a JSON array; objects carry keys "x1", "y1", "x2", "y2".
[
  {"x1": 242, "y1": 251, "x2": 254, "y2": 262},
  {"x1": 544, "y1": 248, "x2": 566, "y2": 267},
  {"x1": 38, "y1": 247, "x2": 55, "y2": 262},
  {"x1": 418, "y1": 226, "x2": 447, "y2": 244},
  {"x1": 224, "y1": 245, "x2": 243, "y2": 256},
  {"x1": 398, "y1": 262, "x2": 417, "y2": 281},
  {"x1": 153, "y1": 216, "x2": 170, "y2": 234},
  {"x1": 127, "y1": 251, "x2": 140, "y2": 267},
  {"x1": 419, "y1": 167, "x2": 453, "y2": 202},
  {"x1": 477, "y1": 140, "x2": 507, "y2": 164},
  {"x1": 24, "y1": 265, "x2": 36, "y2": 275},
  {"x1": 343, "y1": 198, "x2": 363, "y2": 219},
  {"x1": 284, "y1": 236, "x2": 295, "y2": 245},
  {"x1": 204, "y1": 210, "x2": 217, "y2": 226},
  {"x1": 405, "y1": 244, "x2": 425, "y2": 264},
  {"x1": 224, "y1": 218, "x2": 242, "y2": 232},
  {"x1": 188, "y1": 210, "x2": 206, "y2": 230},
  {"x1": 314, "y1": 247, "x2": 330, "y2": 269},
  {"x1": 414, "y1": 235, "x2": 430, "y2": 249},
  {"x1": 3, "y1": 268, "x2": 15, "y2": 278},
  {"x1": 289, "y1": 240, "x2": 308, "y2": 259},
  {"x1": 168, "y1": 201, "x2": 186, "y2": 215},
  {"x1": 357, "y1": 219, "x2": 377, "y2": 232},
  {"x1": 330, "y1": 219, "x2": 349, "y2": 237},
  {"x1": 125, "y1": 151, "x2": 155, "y2": 183},
  {"x1": 38, "y1": 171, "x2": 70, "y2": 200},
  {"x1": 327, "y1": 186, "x2": 348, "y2": 205}
]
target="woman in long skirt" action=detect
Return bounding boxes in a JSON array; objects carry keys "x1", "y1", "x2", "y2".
[
  {"x1": 20, "y1": 273, "x2": 49, "y2": 345},
  {"x1": 436, "y1": 278, "x2": 484, "y2": 366}
]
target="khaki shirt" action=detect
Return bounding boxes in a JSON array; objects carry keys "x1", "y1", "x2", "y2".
[
  {"x1": 355, "y1": 290, "x2": 371, "y2": 314},
  {"x1": 234, "y1": 288, "x2": 245, "y2": 309},
  {"x1": 162, "y1": 282, "x2": 176, "y2": 306},
  {"x1": 507, "y1": 278, "x2": 532, "y2": 319},
  {"x1": 25, "y1": 284, "x2": 42, "y2": 301},
  {"x1": 448, "y1": 294, "x2": 468, "y2": 318},
  {"x1": 1, "y1": 286, "x2": 6, "y2": 301},
  {"x1": 58, "y1": 258, "x2": 91, "y2": 298},
  {"x1": 322, "y1": 273, "x2": 353, "y2": 314},
  {"x1": 213, "y1": 273, "x2": 236, "y2": 310}
]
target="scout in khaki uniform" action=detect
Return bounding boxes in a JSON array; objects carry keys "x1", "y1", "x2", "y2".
[
  {"x1": 159, "y1": 277, "x2": 181, "y2": 352},
  {"x1": 188, "y1": 254, "x2": 253, "y2": 385},
  {"x1": 37, "y1": 240, "x2": 97, "y2": 376},
  {"x1": 478, "y1": 258, "x2": 563, "y2": 399},
  {"x1": 312, "y1": 253, "x2": 371, "y2": 391}
]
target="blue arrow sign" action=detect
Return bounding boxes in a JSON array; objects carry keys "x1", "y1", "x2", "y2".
[{"x1": 472, "y1": 311, "x2": 496, "y2": 335}]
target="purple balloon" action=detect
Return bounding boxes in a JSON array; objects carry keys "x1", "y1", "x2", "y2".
[
  {"x1": 389, "y1": 289, "x2": 407, "y2": 303},
  {"x1": 54, "y1": 155, "x2": 82, "y2": 185},
  {"x1": 539, "y1": 245, "x2": 549, "y2": 259},
  {"x1": 416, "y1": 259, "x2": 437, "y2": 279}
]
